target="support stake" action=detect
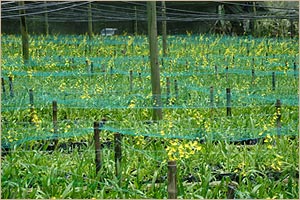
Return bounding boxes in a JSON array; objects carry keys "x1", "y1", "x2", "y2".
[
  {"x1": 29, "y1": 89, "x2": 34, "y2": 123},
  {"x1": 8, "y1": 76, "x2": 14, "y2": 98},
  {"x1": 114, "y1": 132, "x2": 122, "y2": 186},
  {"x1": 210, "y1": 86, "x2": 214, "y2": 115},
  {"x1": 174, "y1": 79, "x2": 178, "y2": 100},
  {"x1": 130, "y1": 70, "x2": 133, "y2": 92},
  {"x1": 275, "y1": 99, "x2": 281, "y2": 135},
  {"x1": 226, "y1": 88, "x2": 231, "y2": 117},
  {"x1": 272, "y1": 72, "x2": 275, "y2": 91},
  {"x1": 166, "y1": 77, "x2": 170, "y2": 105},
  {"x1": 52, "y1": 100, "x2": 58, "y2": 147},
  {"x1": 1, "y1": 77, "x2": 6, "y2": 99},
  {"x1": 168, "y1": 160, "x2": 177, "y2": 199},
  {"x1": 94, "y1": 121, "x2": 102, "y2": 175}
]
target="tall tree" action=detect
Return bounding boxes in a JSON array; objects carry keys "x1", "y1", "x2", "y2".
[
  {"x1": 19, "y1": 1, "x2": 29, "y2": 64},
  {"x1": 147, "y1": 1, "x2": 163, "y2": 121}
]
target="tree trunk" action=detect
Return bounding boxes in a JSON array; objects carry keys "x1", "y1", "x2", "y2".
[{"x1": 147, "y1": 1, "x2": 163, "y2": 121}]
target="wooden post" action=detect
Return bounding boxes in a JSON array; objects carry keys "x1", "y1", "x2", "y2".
[
  {"x1": 29, "y1": 89, "x2": 34, "y2": 123},
  {"x1": 166, "y1": 77, "x2": 170, "y2": 105},
  {"x1": 19, "y1": 1, "x2": 29, "y2": 65},
  {"x1": 226, "y1": 88, "x2": 231, "y2": 117},
  {"x1": 52, "y1": 101, "x2": 58, "y2": 147},
  {"x1": 251, "y1": 69, "x2": 255, "y2": 84},
  {"x1": 88, "y1": 2, "x2": 93, "y2": 40},
  {"x1": 90, "y1": 61, "x2": 94, "y2": 74},
  {"x1": 272, "y1": 72, "x2": 275, "y2": 91},
  {"x1": 162, "y1": 1, "x2": 167, "y2": 57},
  {"x1": 275, "y1": 99, "x2": 281, "y2": 135},
  {"x1": 1, "y1": 77, "x2": 6, "y2": 99},
  {"x1": 294, "y1": 62, "x2": 297, "y2": 78},
  {"x1": 174, "y1": 79, "x2": 178, "y2": 100},
  {"x1": 8, "y1": 76, "x2": 14, "y2": 98},
  {"x1": 210, "y1": 86, "x2": 214, "y2": 115},
  {"x1": 94, "y1": 121, "x2": 101, "y2": 175},
  {"x1": 215, "y1": 65, "x2": 218, "y2": 77},
  {"x1": 134, "y1": 6, "x2": 138, "y2": 35},
  {"x1": 225, "y1": 66, "x2": 228, "y2": 82},
  {"x1": 138, "y1": 72, "x2": 142, "y2": 89},
  {"x1": 110, "y1": 66, "x2": 113, "y2": 76},
  {"x1": 130, "y1": 70, "x2": 133, "y2": 92},
  {"x1": 168, "y1": 160, "x2": 177, "y2": 199},
  {"x1": 44, "y1": 1, "x2": 49, "y2": 35},
  {"x1": 86, "y1": 60, "x2": 90, "y2": 73},
  {"x1": 114, "y1": 132, "x2": 122, "y2": 186},
  {"x1": 147, "y1": 1, "x2": 163, "y2": 120}
]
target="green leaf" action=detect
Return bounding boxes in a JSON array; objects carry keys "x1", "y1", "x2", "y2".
[{"x1": 61, "y1": 181, "x2": 74, "y2": 198}]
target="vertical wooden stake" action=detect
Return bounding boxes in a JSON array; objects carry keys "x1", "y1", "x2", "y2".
[
  {"x1": 52, "y1": 100, "x2": 58, "y2": 147},
  {"x1": 86, "y1": 60, "x2": 89, "y2": 73},
  {"x1": 29, "y1": 89, "x2": 34, "y2": 123},
  {"x1": 168, "y1": 160, "x2": 177, "y2": 199},
  {"x1": 114, "y1": 132, "x2": 122, "y2": 186},
  {"x1": 90, "y1": 61, "x2": 94, "y2": 74},
  {"x1": 8, "y1": 76, "x2": 14, "y2": 98},
  {"x1": 272, "y1": 72, "x2": 275, "y2": 91},
  {"x1": 88, "y1": 1, "x2": 93, "y2": 40},
  {"x1": 215, "y1": 65, "x2": 218, "y2": 77},
  {"x1": 294, "y1": 62, "x2": 297, "y2": 79},
  {"x1": 174, "y1": 79, "x2": 178, "y2": 100},
  {"x1": 162, "y1": 1, "x2": 167, "y2": 57},
  {"x1": 134, "y1": 6, "x2": 138, "y2": 35},
  {"x1": 2, "y1": 77, "x2": 6, "y2": 99},
  {"x1": 110, "y1": 66, "x2": 113, "y2": 76},
  {"x1": 19, "y1": 1, "x2": 30, "y2": 64},
  {"x1": 226, "y1": 88, "x2": 231, "y2": 117},
  {"x1": 275, "y1": 99, "x2": 281, "y2": 135},
  {"x1": 251, "y1": 69, "x2": 255, "y2": 85},
  {"x1": 94, "y1": 121, "x2": 102, "y2": 175},
  {"x1": 225, "y1": 66, "x2": 228, "y2": 82},
  {"x1": 166, "y1": 77, "x2": 170, "y2": 105},
  {"x1": 138, "y1": 72, "x2": 142, "y2": 89},
  {"x1": 130, "y1": 70, "x2": 133, "y2": 92},
  {"x1": 147, "y1": 1, "x2": 163, "y2": 121},
  {"x1": 210, "y1": 86, "x2": 214, "y2": 115}
]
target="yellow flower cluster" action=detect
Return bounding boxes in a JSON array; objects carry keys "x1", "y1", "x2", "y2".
[{"x1": 166, "y1": 139, "x2": 202, "y2": 161}]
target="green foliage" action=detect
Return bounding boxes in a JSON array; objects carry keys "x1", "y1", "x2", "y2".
[{"x1": 1, "y1": 33, "x2": 299, "y2": 198}]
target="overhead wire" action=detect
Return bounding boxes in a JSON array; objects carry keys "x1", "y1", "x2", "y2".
[{"x1": 1, "y1": 1, "x2": 298, "y2": 21}]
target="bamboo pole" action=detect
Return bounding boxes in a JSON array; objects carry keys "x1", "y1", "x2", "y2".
[{"x1": 147, "y1": 1, "x2": 162, "y2": 121}]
